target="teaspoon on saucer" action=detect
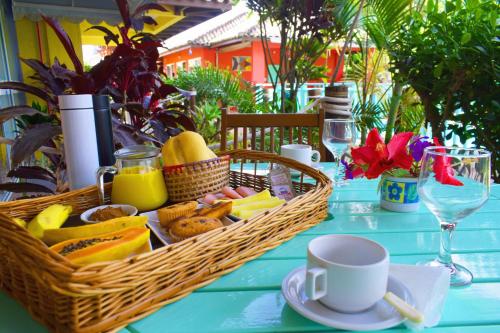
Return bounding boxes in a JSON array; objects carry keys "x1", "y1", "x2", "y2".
[{"x1": 383, "y1": 291, "x2": 424, "y2": 323}]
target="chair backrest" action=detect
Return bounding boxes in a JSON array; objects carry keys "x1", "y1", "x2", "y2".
[{"x1": 220, "y1": 109, "x2": 326, "y2": 161}]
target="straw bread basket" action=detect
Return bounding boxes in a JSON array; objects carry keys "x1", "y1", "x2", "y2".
[
  {"x1": 163, "y1": 155, "x2": 230, "y2": 202},
  {"x1": 0, "y1": 150, "x2": 332, "y2": 333}
]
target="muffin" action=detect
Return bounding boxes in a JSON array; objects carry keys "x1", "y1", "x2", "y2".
[
  {"x1": 168, "y1": 216, "x2": 223, "y2": 242},
  {"x1": 157, "y1": 201, "x2": 197, "y2": 229},
  {"x1": 194, "y1": 201, "x2": 232, "y2": 219}
]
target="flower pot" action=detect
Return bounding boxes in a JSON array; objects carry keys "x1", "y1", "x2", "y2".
[{"x1": 380, "y1": 176, "x2": 420, "y2": 212}]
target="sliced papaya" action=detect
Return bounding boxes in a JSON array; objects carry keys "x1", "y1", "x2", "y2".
[
  {"x1": 50, "y1": 227, "x2": 150, "y2": 265},
  {"x1": 42, "y1": 215, "x2": 147, "y2": 245}
]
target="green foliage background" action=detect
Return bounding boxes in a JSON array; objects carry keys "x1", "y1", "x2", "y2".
[{"x1": 390, "y1": 0, "x2": 499, "y2": 180}]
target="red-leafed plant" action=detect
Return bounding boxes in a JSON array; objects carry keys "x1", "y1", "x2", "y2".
[
  {"x1": 342, "y1": 128, "x2": 463, "y2": 186},
  {"x1": 0, "y1": 0, "x2": 195, "y2": 196}
]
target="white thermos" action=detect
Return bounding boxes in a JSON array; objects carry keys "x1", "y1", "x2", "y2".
[{"x1": 58, "y1": 94, "x2": 100, "y2": 190}]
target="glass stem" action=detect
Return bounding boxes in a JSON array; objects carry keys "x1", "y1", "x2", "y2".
[
  {"x1": 438, "y1": 223, "x2": 455, "y2": 266},
  {"x1": 334, "y1": 156, "x2": 345, "y2": 183}
]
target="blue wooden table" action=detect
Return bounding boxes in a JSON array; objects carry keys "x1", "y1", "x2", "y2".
[{"x1": 1, "y1": 174, "x2": 500, "y2": 333}]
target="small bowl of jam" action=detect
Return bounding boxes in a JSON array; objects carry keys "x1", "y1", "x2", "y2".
[{"x1": 81, "y1": 204, "x2": 138, "y2": 224}]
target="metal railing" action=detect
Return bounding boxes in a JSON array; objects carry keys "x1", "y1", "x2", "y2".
[{"x1": 252, "y1": 81, "x2": 468, "y2": 147}]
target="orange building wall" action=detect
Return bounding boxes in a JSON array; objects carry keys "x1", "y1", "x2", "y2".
[
  {"x1": 313, "y1": 49, "x2": 344, "y2": 83},
  {"x1": 217, "y1": 45, "x2": 253, "y2": 82},
  {"x1": 160, "y1": 41, "x2": 345, "y2": 84},
  {"x1": 162, "y1": 47, "x2": 216, "y2": 75}
]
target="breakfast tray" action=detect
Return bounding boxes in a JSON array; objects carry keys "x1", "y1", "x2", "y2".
[{"x1": 0, "y1": 149, "x2": 332, "y2": 333}]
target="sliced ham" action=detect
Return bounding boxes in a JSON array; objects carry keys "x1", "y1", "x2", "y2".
[
  {"x1": 214, "y1": 193, "x2": 227, "y2": 199},
  {"x1": 222, "y1": 186, "x2": 243, "y2": 199},
  {"x1": 203, "y1": 193, "x2": 218, "y2": 205},
  {"x1": 236, "y1": 186, "x2": 257, "y2": 197}
]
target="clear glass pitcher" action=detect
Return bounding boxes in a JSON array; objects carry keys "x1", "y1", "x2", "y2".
[{"x1": 97, "y1": 145, "x2": 168, "y2": 211}]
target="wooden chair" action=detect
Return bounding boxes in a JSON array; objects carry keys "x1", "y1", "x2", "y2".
[{"x1": 220, "y1": 109, "x2": 327, "y2": 161}]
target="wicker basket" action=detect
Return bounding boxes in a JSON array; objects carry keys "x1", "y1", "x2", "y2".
[
  {"x1": 163, "y1": 155, "x2": 230, "y2": 202},
  {"x1": 0, "y1": 150, "x2": 332, "y2": 333}
]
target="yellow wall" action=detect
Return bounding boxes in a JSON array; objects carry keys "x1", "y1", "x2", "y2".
[
  {"x1": 80, "y1": 5, "x2": 183, "y2": 46},
  {"x1": 14, "y1": 7, "x2": 182, "y2": 105},
  {"x1": 15, "y1": 19, "x2": 83, "y2": 105}
]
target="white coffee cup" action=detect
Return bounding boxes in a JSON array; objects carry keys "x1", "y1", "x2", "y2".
[
  {"x1": 280, "y1": 144, "x2": 320, "y2": 167},
  {"x1": 305, "y1": 235, "x2": 389, "y2": 313}
]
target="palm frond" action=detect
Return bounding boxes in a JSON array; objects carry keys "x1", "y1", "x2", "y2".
[{"x1": 364, "y1": 0, "x2": 412, "y2": 49}]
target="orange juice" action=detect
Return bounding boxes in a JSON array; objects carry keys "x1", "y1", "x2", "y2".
[{"x1": 111, "y1": 166, "x2": 167, "y2": 211}]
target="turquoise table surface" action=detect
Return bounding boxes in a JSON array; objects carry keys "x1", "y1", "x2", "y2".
[{"x1": 1, "y1": 168, "x2": 500, "y2": 333}]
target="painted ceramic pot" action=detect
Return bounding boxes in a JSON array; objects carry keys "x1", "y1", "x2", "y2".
[{"x1": 379, "y1": 176, "x2": 420, "y2": 212}]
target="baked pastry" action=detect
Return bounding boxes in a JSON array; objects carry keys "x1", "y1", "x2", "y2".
[
  {"x1": 157, "y1": 201, "x2": 197, "y2": 229},
  {"x1": 168, "y1": 216, "x2": 223, "y2": 242},
  {"x1": 194, "y1": 201, "x2": 232, "y2": 219}
]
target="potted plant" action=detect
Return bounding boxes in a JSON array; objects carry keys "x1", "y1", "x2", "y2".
[
  {"x1": 342, "y1": 128, "x2": 461, "y2": 212},
  {"x1": 0, "y1": 0, "x2": 195, "y2": 197}
]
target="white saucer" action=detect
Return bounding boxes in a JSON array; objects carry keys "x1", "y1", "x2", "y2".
[{"x1": 282, "y1": 266, "x2": 415, "y2": 331}]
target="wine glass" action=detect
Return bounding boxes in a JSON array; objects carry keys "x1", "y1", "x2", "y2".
[
  {"x1": 322, "y1": 119, "x2": 356, "y2": 186},
  {"x1": 417, "y1": 147, "x2": 491, "y2": 287}
]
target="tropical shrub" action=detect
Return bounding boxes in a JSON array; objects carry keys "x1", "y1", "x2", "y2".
[
  {"x1": 0, "y1": 0, "x2": 195, "y2": 195},
  {"x1": 248, "y1": 0, "x2": 359, "y2": 112},
  {"x1": 390, "y1": 0, "x2": 499, "y2": 180},
  {"x1": 362, "y1": 0, "x2": 413, "y2": 142},
  {"x1": 347, "y1": 44, "x2": 389, "y2": 144},
  {"x1": 167, "y1": 66, "x2": 256, "y2": 113},
  {"x1": 393, "y1": 87, "x2": 425, "y2": 134},
  {"x1": 166, "y1": 66, "x2": 259, "y2": 143},
  {"x1": 192, "y1": 101, "x2": 221, "y2": 144}
]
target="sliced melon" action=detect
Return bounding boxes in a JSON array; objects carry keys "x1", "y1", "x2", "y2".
[{"x1": 231, "y1": 197, "x2": 285, "y2": 217}]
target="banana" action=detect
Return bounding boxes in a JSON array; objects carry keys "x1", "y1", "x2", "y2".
[
  {"x1": 12, "y1": 217, "x2": 27, "y2": 228},
  {"x1": 42, "y1": 215, "x2": 148, "y2": 245},
  {"x1": 27, "y1": 204, "x2": 73, "y2": 239}
]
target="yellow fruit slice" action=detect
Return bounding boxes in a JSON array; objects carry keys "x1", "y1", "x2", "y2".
[
  {"x1": 27, "y1": 204, "x2": 73, "y2": 239},
  {"x1": 12, "y1": 217, "x2": 27, "y2": 228},
  {"x1": 231, "y1": 197, "x2": 285, "y2": 217},
  {"x1": 42, "y1": 215, "x2": 147, "y2": 245},
  {"x1": 50, "y1": 227, "x2": 150, "y2": 265},
  {"x1": 234, "y1": 208, "x2": 269, "y2": 219}
]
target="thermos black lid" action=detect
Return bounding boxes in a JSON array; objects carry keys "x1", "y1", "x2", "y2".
[
  {"x1": 92, "y1": 94, "x2": 115, "y2": 168},
  {"x1": 92, "y1": 95, "x2": 110, "y2": 110}
]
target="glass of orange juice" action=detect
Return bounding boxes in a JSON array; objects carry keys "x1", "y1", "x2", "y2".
[{"x1": 97, "y1": 145, "x2": 168, "y2": 211}]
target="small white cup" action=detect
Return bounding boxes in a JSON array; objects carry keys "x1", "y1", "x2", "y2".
[
  {"x1": 280, "y1": 144, "x2": 320, "y2": 167},
  {"x1": 305, "y1": 235, "x2": 389, "y2": 313}
]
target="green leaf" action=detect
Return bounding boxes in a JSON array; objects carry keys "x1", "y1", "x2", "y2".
[
  {"x1": 427, "y1": 0, "x2": 436, "y2": 13},
  {"x1": 391, "y1": 169, "x2": 412, "y2": 178},
  {"x1": 433, "y1": 62, "x2": 443, "y2": 78},
  {"x1": 461, "y1": 32, "x2": 471, "y2": 44},
  {"x1": 489, "y1": 13, "x2": 497, "y2": 28}
]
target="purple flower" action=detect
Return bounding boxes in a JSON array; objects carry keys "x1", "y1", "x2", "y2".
[
  {"x1": 341, "y1": 158, "x2": 354, "y2": 180},
  {"x1": 409, "y1": 136, "x2": 432, "y2": 162}
]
